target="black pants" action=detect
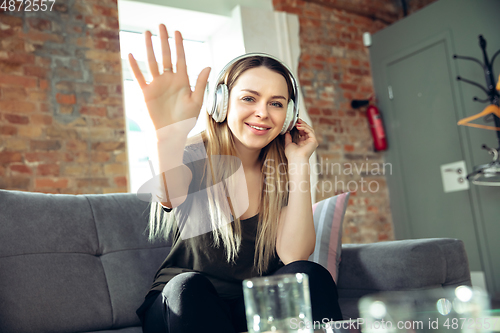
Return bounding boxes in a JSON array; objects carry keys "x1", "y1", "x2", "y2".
[{"x1": 141, "y1": 260, "x2": 343, "y2": 333}]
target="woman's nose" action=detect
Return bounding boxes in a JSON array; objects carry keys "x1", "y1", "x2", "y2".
[{"x1": 254, "y1": 102, "x2": 269, "y2": 118}]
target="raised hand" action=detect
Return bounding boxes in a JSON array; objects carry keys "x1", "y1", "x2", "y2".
[
  {"x1": 284, "y1": 118, "x2": 318, "y2": 162},
  {"x1": 128, "y1": 24, "x2": 211, "y2": 131}
]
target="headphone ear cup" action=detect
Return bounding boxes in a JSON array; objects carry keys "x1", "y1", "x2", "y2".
[
  {"x1": 213, "y1": 84, "x2": 229, "y2": 122},
  {"x1": 205, "y1": 84, "x2": 214, "y2": 116},
  {"x1": 218, "y1": 84, "x2": 229, "y2": 122},
  {"x1": 280, "y1": 99, "x2": 295, "y2": 135}
]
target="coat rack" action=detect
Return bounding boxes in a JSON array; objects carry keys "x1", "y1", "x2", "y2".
[{"x1": 453, "y1": 35, "x2": 500, "y2": 186}]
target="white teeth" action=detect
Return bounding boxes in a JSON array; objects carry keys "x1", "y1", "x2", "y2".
[{"x1": 248, "y1": 124, "x2": 268, "y2": 130}]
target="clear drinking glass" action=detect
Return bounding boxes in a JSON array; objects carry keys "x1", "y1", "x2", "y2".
[
  {"x1": 358, "y1": 286, "x2": 491, "y2": 333},
  {"x1": 242, "y1": 273, "x2": 314, "y2": 333}
]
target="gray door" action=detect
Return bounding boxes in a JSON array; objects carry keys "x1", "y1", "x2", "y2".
[
  {"x1": 385, "y1": 35, "x2": 481, "y2": 267},
  {"x1": 369, "y1": 0, "x2": 500, "y2": 299}
]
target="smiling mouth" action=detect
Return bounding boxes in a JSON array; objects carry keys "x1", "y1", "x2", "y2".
[{"x1": 245, "y1": 123, "x2": 271, "y2": 131}]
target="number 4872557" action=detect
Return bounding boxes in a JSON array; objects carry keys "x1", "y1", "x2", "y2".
[{"x1": 1, "y1": 0, "x2": 56, "y2": 11}]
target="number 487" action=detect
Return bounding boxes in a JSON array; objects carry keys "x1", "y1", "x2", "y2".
[{"x1": 1, "y1": 0, "x2": 56, "y2": 11}]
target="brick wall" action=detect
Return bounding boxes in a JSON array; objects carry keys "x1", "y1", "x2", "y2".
[
  {"x1": 0, "y1": 0, "x2": 127, "y2": 194},
  {"x1": 0, "y1": 0, "x2": 438, "y2": 240},
  {"x1": 273, "y1": 0, "x2": 437, "y2": 243}
]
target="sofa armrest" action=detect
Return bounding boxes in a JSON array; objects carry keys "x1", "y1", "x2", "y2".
[{"x1": 337, "y1": 238, "x2": 472, "y2": 299}]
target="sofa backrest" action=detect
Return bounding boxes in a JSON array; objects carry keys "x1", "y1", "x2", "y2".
[
  {"x1": 336, "y1": 238, "x2": 472, "y2": 319},
  {"x1": 0, "y1": 190, "x2": 170, "y2": 333}
]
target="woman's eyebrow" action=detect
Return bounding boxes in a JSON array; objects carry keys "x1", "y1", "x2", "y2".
[{"x1": 241, "y1": 89, "x2": 287, "y2": 100}]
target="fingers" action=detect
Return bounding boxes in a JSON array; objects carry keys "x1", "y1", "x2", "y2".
[
  {"x1": 145, "y1": 31, "x2": 160, "y2": 78},
  {"x1": 175, "y1": 31, "x2": 187, "y2": 75},
  {"x1": 128, "y1": 53, "x2": 147, "y2": 89},
  {"x1": 193, "y1": 67, "x2": 211, "y2": 106},
  {"x1": 295, "y1": 119, "x2": 315, "y2": 138},
  {"x1": 159, "y1": 24, "x2": 173, "y2": 72}
]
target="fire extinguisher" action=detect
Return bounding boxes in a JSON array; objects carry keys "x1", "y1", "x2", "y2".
[{"x1": 351, "y1": 98, "x2": 388, "y2": 151}]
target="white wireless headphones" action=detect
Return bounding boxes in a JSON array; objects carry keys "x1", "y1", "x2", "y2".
[{"x1": 205, "y1": 53, "x2": 300, "y2": 135}]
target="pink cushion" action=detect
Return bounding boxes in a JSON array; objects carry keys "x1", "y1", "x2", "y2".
[{"x1": 308, "y1": 192, "x2": 351, "y2": 283}]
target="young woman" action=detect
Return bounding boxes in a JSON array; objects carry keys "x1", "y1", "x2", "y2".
[{"x1": 128, "y1": 24, "x2": 343, "y2": 333}]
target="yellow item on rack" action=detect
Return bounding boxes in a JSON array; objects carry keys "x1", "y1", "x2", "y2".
[{"x1": 458, "y1": 75, "x2": 500, "y2": 131}]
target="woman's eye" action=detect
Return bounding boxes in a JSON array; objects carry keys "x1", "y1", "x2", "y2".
[
  {"x1": 242, "y1": 96, "x2": 255, "y2": 102},
  {"x1": 271, "y1": 102, "x2": 284, "y2": 108}
]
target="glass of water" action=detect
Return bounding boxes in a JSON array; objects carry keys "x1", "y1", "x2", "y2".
[
  {"x1": 242, "y1": 273, "x2": 314, "y2": 333},
  {"x1": 358, "y1": 286, "x2": 491, "y2": 333}
]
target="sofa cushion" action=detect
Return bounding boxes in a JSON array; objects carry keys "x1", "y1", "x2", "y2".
[
  {"x1": 0, "y1": 190, "x2": 171, "y2": 333},
  {"x1": 308, "y1": 191, "x2": 351, "y2": 283}
]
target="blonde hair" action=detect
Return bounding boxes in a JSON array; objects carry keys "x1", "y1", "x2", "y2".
[{"x1": 147, "y1": 56, "x2": 300, "y2": 275}]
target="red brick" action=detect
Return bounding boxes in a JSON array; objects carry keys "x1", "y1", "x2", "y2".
[
  {"x1": 94, "y1": 73, "x2": 122, "y2": 84},
  {"x1": 319, "y1": 118, "x2": 341, "y2": 126},
  {"x1": 105, "y1": 17, "x2": 119, "y2": 30},
  {"x1": 360, "y1": 85, "x2": 373, "y2": 93},
  {"x1": 0, "y1": 75, "x2": 38, "y2": 88},
  {"x1": 40, "y1": 79, "x2": 49, "y2": 90},
  {"x1": 0, "y1": 125, "x2": 17, "y2": 135},
  {"x1": 40, "y1": 103, "x2": 51, "y2": 112},
  {"x1": 347, "y1": 42, "x2": 360, "y2": 50},
  {"x1": 36, "y1": 57, "x2": 51, "y2": 67},
  {"x1": 0, "y1": 15, "x2": 23, "y2": 28},
  {"x1": 24, "y1": 66, "x2": 48, "y2": 79},
  {"x1": 84, "y1": 15, "x2": 104, "y2": 27},
  {"x1": 4, "y1": 114, "x2": 29, "y2": 124},
  {"x1": 38, "y1": 164, "x2": 60, "y2": 176},
  {"x1": 347, "y1": 26, "x2": 358, "y2": 33},
  {"x1": 344, "y1": 144, "x2": 355, "y2": 152},
  {"x1": 18, "y1": 30, "x2": 64, "y2": 44},
  {"x1": 1, "y1": 39, "x2": 25, "y2": 52},
  {"x1": 35, "y1": 178, "x2": 69, "y2": 189},
  {"x1": 25, "y1": 152, "x2": 60, "y2": 163},
  {"x1": 308, "y1": 107, "x2": 320, "y2": 115},
  {"x1": 343, "y1": 91, "x2": 354, "y2": 100},
  {"x1": 31, "y1": 114, "x2": 53, "y2": 125},
  {"x1": 114, "y1": 176, "x2": 127, "y2": 187},
  {"x1": 10, "y1": 164, "x2": 32, "y2": 174},
  {"x1": 80, "y1": 106, "x2": 106, "y2": 117},
  {"x1": 56, "y1": 93, "x2": 76, "y2": 105},
  {"x1": 1, "y1": 87, "x2": 27, "y2": 99},
  {"x1": 349, "y1": 67, "x2": 363, "y2": 76},
  {"x1": 95, "y1": 85, "x2": 108, "y2": 95},
  {"x1": 0, "y1": 100, "x2": 36, "y2": 113},
  {"x1": 93, "y1": 5, "x2": 118, "y2": 17},
  {"x1": 93, "y1": 29, "x2": 119, "y2": 40},
  {"x1": 340, "y1": 83, "x2": 357, "y2": 91},
  {"x1": 0, "y1": 151, "x2": 23, "y2": 163},
  {"x1": 28, "y1": 91, "x2": 48, "y2": 102}
]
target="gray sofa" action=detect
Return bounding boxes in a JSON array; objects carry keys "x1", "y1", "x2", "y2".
[{"x1": 0, "y1": 189, "x2": 472, "y2": 333}]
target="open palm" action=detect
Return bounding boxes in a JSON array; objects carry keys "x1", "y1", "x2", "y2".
[{"x1": 128, "y1": 24, "x2": 211, "y2": 131}]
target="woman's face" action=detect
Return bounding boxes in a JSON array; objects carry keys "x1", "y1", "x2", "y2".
[{"x1": 226, "y1": 66, "x2": 289, "y2": 152}]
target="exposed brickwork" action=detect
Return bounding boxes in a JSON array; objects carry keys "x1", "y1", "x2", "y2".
[
  {"x1": 273, "y1": 0, "x2": 437, "y2": 243},
  {"x1": 0, "y1": 0, "x2": 127, "y2": 194}
]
